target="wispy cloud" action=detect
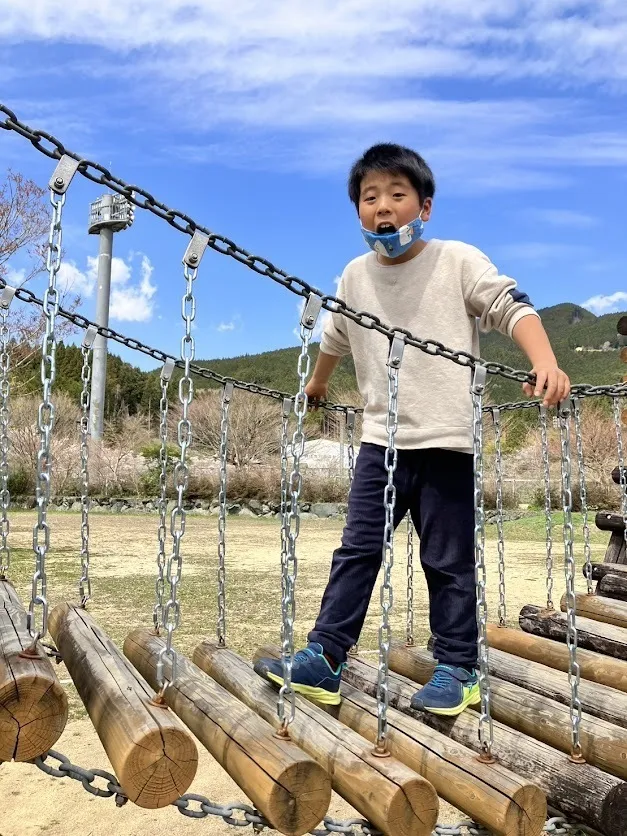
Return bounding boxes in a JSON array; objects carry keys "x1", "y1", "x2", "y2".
[
  {"x1": 496, "y1": 242, "x2": 590, "y2": 262},
  {"x1": 535, "y1": 209, "x2": 598, "y2": 228},
  {"x1": 582, "y1": 291, "x2": 627, "y2": 316}
]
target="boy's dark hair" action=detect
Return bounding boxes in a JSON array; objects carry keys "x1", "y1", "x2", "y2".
[{"x1": 347, "y1": 143, "x2": 436, "y2": 209}]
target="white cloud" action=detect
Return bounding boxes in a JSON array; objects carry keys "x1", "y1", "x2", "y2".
[
  {"x1": 4, "y1": 265, "x2": 26, "y2": 286},
  {"x1": 217, "y1": 321, "x2": 235, "y2": 332},
  {"x1": 293, "y1": 299, "x2": 331, "y2": 342},
  {"x1": 581, "y1": 291, "x2": 627, "y2": 316},
  {"x1": 496, "y1": 242, "x2": 590, "y2": 262},
  {"x1": 535, "y1": 209, "x2": 598, "y2": 228},
  {"x1": 56, "y1": 253, "x2": 156, "y2": 322}
]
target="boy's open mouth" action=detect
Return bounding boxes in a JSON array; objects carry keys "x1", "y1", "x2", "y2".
[{"x1": 376, "y1": 222, "x2": 397, "y2": 234}]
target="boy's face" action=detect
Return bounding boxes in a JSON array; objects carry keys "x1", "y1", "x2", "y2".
[{"x1": 358, "y1": 171, "x2": 432, "y2": 234}]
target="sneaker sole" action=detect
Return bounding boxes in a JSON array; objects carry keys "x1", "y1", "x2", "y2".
[
  {"x1": 266, "y1": 672, "x2": 342, "y2": 706},
  {"x1": 420, "y1": 687, "x2": 481, "y2": 717}
]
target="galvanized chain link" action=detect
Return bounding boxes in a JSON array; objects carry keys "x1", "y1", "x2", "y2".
[
  {"x1": 491, "y1": 408, "x2": 507, "y2": 626},
  {"x1": 471, "y1": 366, "x2": 494, "y2": 761},
  {"x1": 28, "y1": 158, "x2": 78, "y2": 640},
  {"x1": 0, "y1": 287, "x2": 15, "y2": 579},
  {"x1": 217, "y1": 381, "x2": 234, "y2": 647},
  {"x1": 612, "y1": 396, "x2": 627, "y2": 555},
  {"x1": 157, "y1": 233, "x2": 207, "y2": 689},
  {"x1": 406, "y1": 514, "x2": 415, "y2": 646},
  {"x1": 375, "y1": 332, "x2": 404, "y2": 752},
  {"x1": 153, "y1": 359, "x2": 175, "y2": 631},
  {"x1": 5, "y1": 102, "x2": 627, "y2": 399},
  {"x1": 279, "y1": 397, "x2": 293, "y2": 629},
  {"x1": 346, "y1": 409, "x2": 356, "y2": 487},
  {"x1": 278, "y1": 295, "x2": 321, "y2": 732},
  {"x1": 571, "y1": 398, "x2": 593, "y2": 595},
  {"x1": 558, "y1": 400, "x2": 583, "y2": 761},
  {"x1": 539, "y1": 406, "x2": 555, "y2": 609},
  {"x1": 78, "y1": 325, "x2": 97, "y2": 606},
  {"x1": 34, "y1": 750, "x2": 592, "y2": 835}
]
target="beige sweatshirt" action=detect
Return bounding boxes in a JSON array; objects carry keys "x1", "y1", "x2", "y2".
[{"x1": 320, "y1": 239, "x2": 539, "y2": 452}]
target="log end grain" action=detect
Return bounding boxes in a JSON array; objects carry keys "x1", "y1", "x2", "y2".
[
  {"x1": 385, "y1": 774, "x2": 439, "y2": 836},
  {"x1": 266, "y1": 759, "x2": 333, "y2": 836},
  {"x1": 506, "y1": 784, "x2": 547, "y2": 836},
  {"x1": 600, "y1": 781, "x2": 627, "y2": 836}
]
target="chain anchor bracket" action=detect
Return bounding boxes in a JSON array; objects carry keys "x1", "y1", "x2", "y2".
[
  {"x1": 183, "y1": 229, "x2": 209, "y2": 268},
  {"x1": 49, "y1": 155, "x2": 80, "y2": 194}
]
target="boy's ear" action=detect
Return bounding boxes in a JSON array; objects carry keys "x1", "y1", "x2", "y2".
[{"x1": 421, "y1": 197, "x2": 433, "y2": 222}]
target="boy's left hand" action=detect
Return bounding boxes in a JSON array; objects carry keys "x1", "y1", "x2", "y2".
[{"x1": 522, "y1": 364, "x2": 571, "y2": 407}]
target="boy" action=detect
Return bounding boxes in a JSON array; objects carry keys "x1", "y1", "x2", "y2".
[{"x1": 255, "y1": 143, "x2": 570, "y2": 715}]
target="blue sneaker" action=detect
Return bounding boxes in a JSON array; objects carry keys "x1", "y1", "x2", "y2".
[
  {"x1": 410, "y1": 664, "x2": 480, "y2": 716},
  {"x1": 253, "y1": 643, "x2": 342, "y2": 706}
]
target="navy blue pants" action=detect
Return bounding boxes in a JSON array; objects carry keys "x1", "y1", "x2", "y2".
[{"x1": 308, "y1": 443, "x2": 478, "y2": 668}]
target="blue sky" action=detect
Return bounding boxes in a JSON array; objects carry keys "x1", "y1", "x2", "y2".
[{"x1": 1, "y1": 1, "x2": 627, "y2": 371}]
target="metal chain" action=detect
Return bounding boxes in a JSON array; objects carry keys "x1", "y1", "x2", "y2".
[
  {"x1": 558, "y1": 400, "x2": 583, "y2": 761},
  {"x1": 78, "y1": 325, "x2": 97, "y2": 606},
  {"x1": 28, "y1": 159, "x2": 78, "y2": 640},
  {"x1": 5, "y1": 102, "x2": 627, "y2": 398},
  {"x1": 157, "y1": 236, "x2": 204, "y2": 689},
  {"x1": 491, "y1": 408, "x2": 507, "y2": 626},
  {"x1": 539, "y1": 406, "x2": 555, "y2": 609},
  {"x1": 153, "y1": 359, "x2": 175, "y2": 631},
  {"x1": 375, "y1": 333, "x2": 404, "y2": 752},
  {"x1": 279, "y1": 397, "x2": 293, "y2": 630},
  {"x1": 612, "y1": 396, "x2": 627, "y2": 554},
  {"x1": 0, "y1": 287, "x2": 15, "y2": 579},
  {"x1": 571, "y1": 398, "x2": 593, "y2": 594},
  {"x1": 406, "y1": 515, "x2": 415, "y2": 647},
  {"x1": 217, "y1": 381, "x2": 234, "y2": 647},
  {"x1": 278, "y1": 295, "x2": 321, "y2": 733},
  {"x1": 34, "y1": 751, "x2": 592, "y2": 835},
  {"x1": 346, "y1": 409, "x2": 356, "y2": 487},
  {"x1": 471, "y1": 366, "x2": 494, "y2": 761}
]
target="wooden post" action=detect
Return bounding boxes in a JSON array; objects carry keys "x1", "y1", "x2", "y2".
[
  {"x1": 488, "y1": 622, "x2": 627, "y2": 693},
  {"x1": 386, "y1": 639, "x2": 627, "y2": 781},
  {"x1": 49, "y1": 603, "x2": 197, "y2": 809},
  {"x1": 0, "y1": 580, "x2": 68, "y2": 761},
  {"x1": 588, "y1": 562, "x2": 627, "y2": 581},
  {"x1": 595, "y1": 512, "x2": 626, "y2": 533},
  {"x1": 341, "y1": 654, "x2": 627, "y2": 836},
  {"x1": 123, "y1": 629, "x2": 331, "y2": 836},
  {"x1": 251, "y1": 644, "x2": 546, "y2": 836},
  {"x1": 520, "y1": 604, "x2": 627, "y2": 661},
  {"x1": 560, "y1": 591, "x2": 627, "y2": 630},
  {"x1": 193, "y1": 639, "x2": 439, "y2": 836},
  {"x1": 598, "y1": 573, "x2": 627, "y2": 601}
]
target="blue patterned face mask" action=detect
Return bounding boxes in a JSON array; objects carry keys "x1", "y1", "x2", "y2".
[{"x1": 361, "y1": 213, "x2": 425, "y2": 259}]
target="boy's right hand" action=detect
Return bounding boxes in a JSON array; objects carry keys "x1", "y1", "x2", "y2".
[{"x1": 305, "y1": 378, "x2": 328, "y2": 411}]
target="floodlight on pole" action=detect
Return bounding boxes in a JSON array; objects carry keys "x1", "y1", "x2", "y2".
[{"x1": 87, "y1": 193, "x2": 134, "y2": 440}]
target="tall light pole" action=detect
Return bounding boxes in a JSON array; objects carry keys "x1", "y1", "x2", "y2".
[{"x1": 87, "y1": 193, "x2": 134, "y2": 440}]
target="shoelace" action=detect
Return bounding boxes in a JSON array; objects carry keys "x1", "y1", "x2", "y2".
[{"x1": 430, "y1": 667, "x2": 456, "y2": 689}]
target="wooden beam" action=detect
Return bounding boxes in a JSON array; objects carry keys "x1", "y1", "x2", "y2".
[
  {"x1": 341, "y1": 654, "x2": 627, "y2": 836},
  {"x1": 520, "y1": 604, "x2": 627, "y2": 661},
  {"x1": 595, "y1": 512, "x2": 626, "y2": 533},
  {"x1": 387, "y1": 640, "x2": 627, "y2": 781},
  {"x1": 0, "y1": 580, "x2": 68, "y2": 761},
  {"x1": 48, "y1": 603, "x2": 197, "y2": 809},
  {"x1": 486, "y1": 623, "x2": 627, "y2": 693},
  {"x1": 560, "y1": 591, "x2": 627, "y2": 630},
  {"x1": 588, "y1": 562, "x2": 627, "y2": 581},
  {"x1": 611, "y1": 466, "x2": 627, "y2": 487},
  {"x1": 123, "y1": 629, "x2": 331, "y2": 836},
  {"x1": 598, "y1": 573, "x2": 627, "y2": 602},
  {"x1": 251, "y1": 644, "x2": 546, "y2": 836},
  {"x1": 603, "y1": 532, "x2": 627, "y2": 565},
  {"x1": 193, "y1": 639, "x2": 438, "y2": 836}
]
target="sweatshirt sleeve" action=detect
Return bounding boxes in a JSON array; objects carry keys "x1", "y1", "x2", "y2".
[
  {"x1": 462, "y1": 246, "x2": 539, "y2": 337},
  {"x1": 320, "y1": 273, "x2": 352, "y2": 357}
]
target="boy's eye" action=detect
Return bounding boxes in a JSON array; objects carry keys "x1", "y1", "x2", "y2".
[{"x1": 393, "y1": 192, "x2": 406, "y2": 198}]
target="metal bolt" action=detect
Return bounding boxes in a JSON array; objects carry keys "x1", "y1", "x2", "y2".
[
  {"x1": 54, "y1": 176, "x2": 64, "y2": 188},
  {"x1": 306, "y1": 315, "x2": 314, "y2": 325},
  {"x1": 188, "y1": 253, "x2": 198, "y2": 264},
  {"x1": 393, "y1": 356, "x2": 400, "y2": 365}
]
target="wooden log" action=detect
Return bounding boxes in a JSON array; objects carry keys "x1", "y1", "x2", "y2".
[
  {"x1": 123, "y1": 629, "x2": 331, "y2": 836},
  {"x1": 193, "y1": 639, "x2": 438, "y2": 836},
  {"x1": 598, "y1": 573, "x2": 627, "y2": 602},
  {"x1": 0, "y1": 580, "x2": 68, "y2": 761},
  {"x1": 611, "y1": 466, "x2": 627, "y2": 487},
  {"x1": 341, "y1": 654, "x2": 627, "y2": 836},
  {"x1": 520, "y1": 604, "x2": 627, "y2": 661},
  {"x1": 486, "y1": 624, "x2": 627, "y2": 693},
  {"x1": 588, "y1": 563, "x2": 627, "y2": 581},
  {"x1": 619, "y1": 315, "x2": 627, "y2": 336},
  {"x1": 251, "y1": 644, "x2": 546, "y2": 836},
  {"x1": 387, "y1": 639, "x2": 627, "y2": 781},
  {"x1": 560, "y1": 591, "x2": 627, "y2": 630},
  {"x1": 49, "y1": 603, "x2": 197, "y2": 808},
  {"x1": 604, "y1": 532, "x2": 627, "y2": 565},
  {"x1": 596, "y1": 512, "x2": 626, "y2": 533}
]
